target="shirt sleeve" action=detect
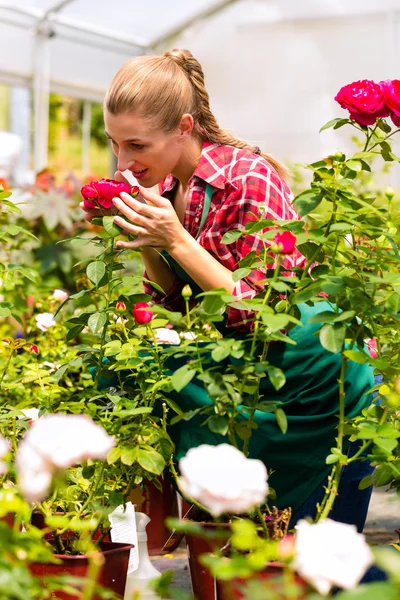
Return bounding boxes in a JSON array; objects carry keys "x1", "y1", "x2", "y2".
[{"x1": 219, "y1": 167, "x2": 305, "y2": 331}]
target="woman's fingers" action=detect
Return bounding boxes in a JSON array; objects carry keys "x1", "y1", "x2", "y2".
[
  {"x1": 112, "y1": 197, "x2": 149, "y2": 227},
  {"x1": 119, "y1": 192, "x2": 156, "y2": 218},
  {"x1": 113, "y1": 215, "x2": 146, "y2": 237}
]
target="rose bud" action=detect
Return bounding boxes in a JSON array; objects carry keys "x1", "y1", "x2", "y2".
[
  {"x1": 116, "y1": 301, "x2": 126, "y2": 312},
  {"x1": 182, "y1": 285, "x2": 193, "y2": 300},
  {"x1": 131, "y1": 186, "x2": 140, "y2": 198},
  {"x1": 272, "y1": 231, "x2": 297, "y2": 254},
  {"x1": 132, "y1": 302, "x2": 154, "y2": 324},
  {"x1": 30, "y1": 344, "x2": 39, "y2": 354}
]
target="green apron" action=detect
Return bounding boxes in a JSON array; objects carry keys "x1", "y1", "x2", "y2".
[{"x1": 162, "y1": 184, "x2": 374, "y2": 514}]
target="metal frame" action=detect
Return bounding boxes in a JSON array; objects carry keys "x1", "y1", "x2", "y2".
[{"x1": 0, "y1": 0, "x2": 240, "y2": 173}]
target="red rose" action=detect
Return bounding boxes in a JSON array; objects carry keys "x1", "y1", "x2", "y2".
[
  {"x1": 132, "y1": 302, "x2": 153, "y2": 324},
  {"x1": 380, "y1": 80, "x2": 400, "y2": 127},
  {"x1": 30, "y1": 344, "x2": 39, "y2": 354},
  {"x1": 81, "y1": 179, "x2": 139, "y2": 210},
  {"x1": 273, "y1": 231, "x2": 297, "y2": 254},
  {"x1": 334, "y1": 80, "x2": 390, "y2": 126}
]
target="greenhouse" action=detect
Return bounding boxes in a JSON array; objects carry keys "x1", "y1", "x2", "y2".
[{"x1": 0, "y1": 1, "x2": 399, "y2": 599}]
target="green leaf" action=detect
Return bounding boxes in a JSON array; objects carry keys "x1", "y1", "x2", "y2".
[
  {"x1": 293, "y1": 190, "x2": 323, "y2": 217},
  {"x1": 121, "y1": 446, "x2": 139, "y2": 466},
  {"x1": 103, "y1": 216, "x2": 123, "y2": 237},
  {"x1": 308, "y1": 311, "x2": 336, "y2": 325},
  {"x1": 319, "y1": 118, "x2": 348, "y2": 132},
  {"x1": 86, "y1": 261, "x2": 106, "y2": 285},
  {"x1": 171, "y1": 365, "x2": 196, "y2": 392},
  {"x1": 343, "y1": 350, "x2": 367, "y2": 364},
  {"x1": 333, "y1": 310, "x2": 355, "y2": 323},
  {"x1": 336, "y1": 583, "x2": 397, "y2": 600},
  {"x1": 88, "y1": 312, "x2": 107, "y2": 334},
  {"x1": 107, "y1": 447, "x2": 122, "y2": 464},
  {"x1": 371, "y1": 464, "x2": 395, "y2": 487},
  {"x1": 358, "y1": 474, "x2": 373, "y2": 490},
  {"x1": 0, "y1": 307, "x2": 11, "y2": 317},
  {"x1": 374, "y1": 438, "x2": 398, "y2": 454},
  {"x1": 274, "y1": 408, "x2": 287, "y2": 434},
  {"x1": 267, "y1": 366, "x2": 286, "y2": 391},
  {"x1": 319, "y1": 323, "x2": 346, "y2": 353},
  {"x1": 326, "y1": 454, "x2": 340, "y2": 464},
  {"x1": 202, "y1": 294, "x2": 226, "y2": 314},
  {"x1": 208, "y1": 416, "x2": 229, "y2": 435},
  {"x1": 233, "y1": 268, "x2": 251, "y2": 282},
  {"x1": 346, "y1": 159, "x2": 363, "y2": 172},
  {"x1": 66, "y1": 325, "x2": 84, "y2": 341},
  {"x1": 222, "y1": 229, "x2": 243, "y2": 244},
  {"x1": 137, "y1": 448, "x2": 166, "y2": 475}
]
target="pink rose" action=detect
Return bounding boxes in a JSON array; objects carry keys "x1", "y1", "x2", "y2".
[
  {"x1": 380, "y1": 80, "x2": 400, "y2": 127},
  {"x1": 132, "y1": 302, "x2": 154, "y2": 324},
  {"x1": 273, "y1": 231, "x2": 297, "y2": 254},
  {"x1": 81, "y1": 179, "x2": 139, "y2": 210},
  {"x1": 334, "y1": 80, "x2": 390, "y2": 126}
]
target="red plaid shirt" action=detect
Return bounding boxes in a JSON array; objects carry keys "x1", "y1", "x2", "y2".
[{"x1": 143, "y1": 141, "x2": 305, "y2": 330}]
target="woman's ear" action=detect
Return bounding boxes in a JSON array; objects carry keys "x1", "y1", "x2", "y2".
[{"x1": 178, "y1": 113, "x2": 194, "y2": 138}]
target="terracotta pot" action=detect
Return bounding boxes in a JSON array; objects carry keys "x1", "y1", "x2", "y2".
[
  {"x1": 186, "y1": 522, "x2": 230, "y2": 600},
  {"x1": 129, "y1": 477, "x2": 179, "y2": 555},
  {"x1": 217, "y1": 564, "x2": 308, "y2": 600},
  {"x1": 29, "y1": 540, "x2": 132, "y2": 600}
]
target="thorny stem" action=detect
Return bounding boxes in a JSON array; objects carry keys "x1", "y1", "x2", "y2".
[
  {"x1": 95, "y1": 238, "x2": 116, "y2": 389},
  {"x1": 317, "y1": 353, "x2": 347, "y2": 521}
]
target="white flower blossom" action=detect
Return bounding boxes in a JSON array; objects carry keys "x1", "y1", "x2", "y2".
[
  {"x1": 154, "y1": 328, "x2": 181, "y2": 345},
  {"x1": 0, "y1": 435, "x2": 10, "y2": 475},
  {"x1": 180, "y1": 331, "x2": 197, "y2": 341},
  {"x1": 52, "y1": 289, "x2": 69, "y2": 302},
  {"x1": 16, "y1": 414, "x2": 115, "y2": 503},
  {"x1": 35, "y1": 313, "x2": 56, "y2": 332},
  {"x1": 179, "y1": 444, "x2": 269, "y2": 517},
  {"x1": 20, "y1": 408, "x2": 40, "y2": 422},
  {"x1": 293, "y1": 519, "x2": 373, "y2": 595}
]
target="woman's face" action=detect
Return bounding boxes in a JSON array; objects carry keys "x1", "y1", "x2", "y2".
[{"x1": 104, "y1": 110, "x2": 186, "y2": 188}]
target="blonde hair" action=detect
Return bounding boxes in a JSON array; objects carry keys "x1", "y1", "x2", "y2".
[{"x1": 105, "y1": 48, "x2": 287, "y2": 179}]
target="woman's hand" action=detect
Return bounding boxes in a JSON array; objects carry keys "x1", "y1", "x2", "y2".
[{"x1": 112, "y1": 186, "x2": 185, "y2": 252}]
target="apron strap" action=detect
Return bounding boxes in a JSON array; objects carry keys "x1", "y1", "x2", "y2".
[{"x1": 196, "y1": 183, "x2": 213, "y2": 240}]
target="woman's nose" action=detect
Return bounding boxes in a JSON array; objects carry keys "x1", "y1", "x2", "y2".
[{"x1": 117, "y1": 150, "x2": 135, "y2": 172}]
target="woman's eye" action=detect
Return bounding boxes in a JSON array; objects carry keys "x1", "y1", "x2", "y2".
[{"x1": 130, "y1": 143, "x2": 145, "y2": 150}]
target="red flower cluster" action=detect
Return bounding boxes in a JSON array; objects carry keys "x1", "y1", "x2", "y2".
[
  {"x1": 81, "y1": 179, "x2": 139, "y2": 210},
  {"x1": 335, "y1": 79, "x2": 400, "y2": 127},
  {"x1": 132, "y1": 302, "x2": 154, "y2": 324}
]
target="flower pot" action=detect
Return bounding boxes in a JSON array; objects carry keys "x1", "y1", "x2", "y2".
[
  {"x1": 186, "y1": 522, "x2": 230, "y2": 600},
  {"x1": 216, "y1": 564, "x2": 308, "y2": 600},
  {"x1": 129, "y1": 477, "x2": 179, "y2": 555},
  {"x1": 29, "y1": 540, "x2": 133, "y2": 600}
]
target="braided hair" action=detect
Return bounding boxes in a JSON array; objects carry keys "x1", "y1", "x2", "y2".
[{"x1": 105, "y1": 48, "x2": 287, "y2": 178}]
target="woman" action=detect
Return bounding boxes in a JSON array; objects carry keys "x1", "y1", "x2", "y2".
[{"x1": 82, "y1": 49, "x2": 374, "y2": 531}]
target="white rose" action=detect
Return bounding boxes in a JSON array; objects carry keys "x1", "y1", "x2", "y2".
[
  {"x1": 0, "y1": 435, "x2": 10, "y2": 475},
  {"x1": 179, "y1": 444, "x2": 269, "y2": 517},
  {"x1": 20, "y1": 408, "x2": 40, "y2": 422},
  {"x1": 180, "y1": 331, "x2": 197, "y2": 341},
  {"x1": 35, "y1": 312, "x2": 56, "y2": 332},
  {"x1": 293, "y1": 519, "x2": 373, "y2": 595},
  {"x1": 154, "y1": 328, "x2": 181, "y2": 345},
  {"x1": 52, "y1": 289, "x2": 69, "y2": 302},
  {"x1": 16, "y1": 414, "x2": 115, "y2": 502}
]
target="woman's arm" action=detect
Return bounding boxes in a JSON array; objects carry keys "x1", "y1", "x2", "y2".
[
  {"x1": 140, "y1": 247, "x2": 177, "y2": 295},
  {"x1": 168, "y1": 227, "x2": 235, "y2": 294}
]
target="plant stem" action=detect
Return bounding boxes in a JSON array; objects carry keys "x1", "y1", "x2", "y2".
[
  {"x1": 81, "y1": 550, "x2": 104, "y2": 600},
  {"x1": 94, "y1": 238, "x2": 115, "y2": 389},
  {"x1": 256, "y1": 506, "x2": 269, "y2": 539},
  {"x1": 317, "y1": 353, "x2": 347, "y2": 521}
]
